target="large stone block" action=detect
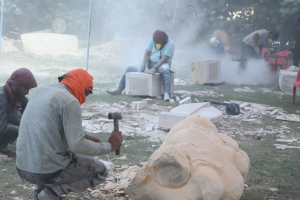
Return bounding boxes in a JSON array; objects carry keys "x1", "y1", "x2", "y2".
[
  {"x1": 158, "y1": 112, "x2": 188, "y2": 129},
  {"x1": 190, "y1": 60, "x2": 221, "y2": 84},
  {"x1": 279, "y1": 70, "x2": 299, "y2": 95},
  {"x1": 132, "y1": 101, "x2": 148, "y2": 110},
  {"x1": 21, "y1": 33, "x2": 78, "y2": 53},
  {"x1": 125, "y1": 72, "x2": 174, "y2": 97},
  {"x1": 126, "y1": 115, "x2": 250, "y2": 200},
  {"x1": 158, "y1": 102, "x2": 223, "y2": 129}
]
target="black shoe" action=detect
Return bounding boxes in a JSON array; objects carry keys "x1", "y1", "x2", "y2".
[
  {"x1": 38, "y1": 187, "x2": 62, "y2": 200},
  {"x1": 33, "y1": 189, "x2": 42, "y2": 200}
]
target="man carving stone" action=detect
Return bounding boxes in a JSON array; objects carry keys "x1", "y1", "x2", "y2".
[
  {"x1": 0, "y1": 68, "x2": 37, "y2": 160},
  {"x1": 16, "y1": 69, "x2": 123, "y2": 200},
  {"x1": 239, "y1": 29, "x2": 279, "y2": 73},
  {"x1": 107, "y1": 30, "x2": 175, "y2": 101}
]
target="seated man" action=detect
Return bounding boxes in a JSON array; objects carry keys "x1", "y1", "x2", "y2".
[
  {"x1": 0, "y1": 68, "x2": 37, "y2": 157},
  {"x1": 16, "y1": 69, "x2": 123, "y2": 200},
  {"x1": 107, "y1": 30, "x2": 175, "y2": 101}
]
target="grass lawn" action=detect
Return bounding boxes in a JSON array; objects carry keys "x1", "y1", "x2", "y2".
[{"x1": 0, "y1": 52, "x2": 300, "y2": 199}]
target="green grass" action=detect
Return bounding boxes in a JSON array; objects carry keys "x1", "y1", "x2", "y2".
[
  {"x1": 1, "y1": 51, "x2": 300, "y2": 199},
  {"x1": 240, "y1": 135, "x2": 300, "y2": 200}
]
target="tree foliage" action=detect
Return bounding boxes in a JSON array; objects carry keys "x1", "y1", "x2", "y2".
[
  {"x1": 0, "y1": 0, "x2": 89, "y2": 38},
  {"x1": 0, "y1": 0, "x2": 299, "y2": 52}
]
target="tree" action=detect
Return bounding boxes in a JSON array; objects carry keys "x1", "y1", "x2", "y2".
[
  {"x1": 0, "y1": 0, "x2": 298, "y2": 53},
  {"x1": 0, "y1": 0, "x2": 89, "y2": 39},
  {"x1": 277, "y1": 0, "x2": 300, "y2": 51}
]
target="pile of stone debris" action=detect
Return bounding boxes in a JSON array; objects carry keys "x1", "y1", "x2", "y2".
[
  {"x1": 1, "y1": 37, "x2": 19, "y2": 52},
  {"x1": 175, "y1": 90, "x2": 224, "y2": 97},
  {"x1": 274, "y1": 138, "x2": 300, "y2": 150},
  {"x1": 174, "y1": 78, "x2": 195, "y2": 86},
  {"x1": 81, "y1": 100, "x2": 170, "y2": 141},
  {"x1": 215, "y1": 100, "x2": 294, "y2": 138},
  {"x1": 61, "y1": 155, "x2": 141, "y2": 200},
  {"x1": 229, "y1": 100, "x2": 286, "y2": 121}
]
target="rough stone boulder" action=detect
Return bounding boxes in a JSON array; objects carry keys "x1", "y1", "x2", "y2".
[
  {"x1": 279, "y1": 69, "x2": 299, "y2": 95},
  {"x1": 126, "y1": 115, "x2": 250, "y2": 200}
]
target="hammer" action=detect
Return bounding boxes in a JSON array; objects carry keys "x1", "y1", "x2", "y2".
[{"x1": 108, "y1": 112, "x2": 122, "y2": 155}]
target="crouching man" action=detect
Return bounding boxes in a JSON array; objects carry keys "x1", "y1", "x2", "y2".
[
  {"x1": 0, "y1": 68, "x2": 37, "y2": 158},
  {"x1": 16, "y1": 69, "x2": 122, "y2": 200}
]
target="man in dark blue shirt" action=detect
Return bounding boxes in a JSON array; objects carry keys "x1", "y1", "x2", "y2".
[
  {"x1": 293, "y1": 17, "x2": 300, "y2": 67},
  {"x1": 210, "y1": 37, "x2": 225, "y2": 56}
]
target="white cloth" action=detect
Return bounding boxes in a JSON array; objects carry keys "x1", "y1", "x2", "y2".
[{"x1": 210, "y1": 37, "x2": 219, "y2": 47}]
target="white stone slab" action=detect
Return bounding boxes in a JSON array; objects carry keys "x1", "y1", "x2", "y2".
[
  {"x1": 190, "y1": 60, "x2": 222, "y2": 84},
  {"x1": 179, "y1": 97, "x2": 191, "y2": 105},
  {"x1": 159, "y1": 103, "x2": 223, "y2": 129},
  {"x1": 132, "y1": 101, "x2": 148, "y2": 110},
  {"x1": 125, "y1": 72, "x2": 174, "y2": 97},
  {"x1": 158, "y1": 112, "x2": 188, "y2": 129},
  {"x1": 195, "y1": 106, "x2": 223, "y2": 124},
  {"x1": 21, "y1": 33, "x2": 78, "y2": 53},
  {"x1": 171, "y1": 102, "x2": 210, "y2": 115}
]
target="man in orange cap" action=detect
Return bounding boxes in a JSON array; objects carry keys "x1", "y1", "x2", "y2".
[
  {"x1": 16, "y1": 69, "x2": 122, "y2": 200},
  {"x1": 0, "y1": 68, "x2": 37, "y2": 159}
]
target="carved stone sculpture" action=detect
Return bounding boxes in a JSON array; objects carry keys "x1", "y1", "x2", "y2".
[{"x1": 126, "y1": 115, "x2": 250, "y2": 200}]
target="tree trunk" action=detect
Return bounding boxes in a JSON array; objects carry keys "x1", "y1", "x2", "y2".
[{"x1": 277, "y1": 19, "x2": 297, "y2": 52}]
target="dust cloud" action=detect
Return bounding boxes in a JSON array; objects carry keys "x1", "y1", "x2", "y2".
[{"x1": 221, "y1": 59, "x2": 277, "y2": 85}]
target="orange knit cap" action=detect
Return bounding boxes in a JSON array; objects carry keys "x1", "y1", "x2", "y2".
[{"x1": 59, "y1": 69, "x2": 93, "y2": 105}]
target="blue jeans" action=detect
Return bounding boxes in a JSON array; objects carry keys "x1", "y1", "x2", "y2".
[{"x1": 118, "y1": 61, "x2": 172, "y2": 93}]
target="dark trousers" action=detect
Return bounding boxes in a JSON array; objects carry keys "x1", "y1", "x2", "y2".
[
  {"x1": 293, "y1": 48, "x2": 300, "y2": 67},
  {"x1": 238, "y1": 42, "x2": 262, "y2": 73},
  {"x1": 0, "y1": 110, "x2": 22, "y2": 149},
  {"x1": 17, "y1": 153, "x2": 108, "y2": 199}
]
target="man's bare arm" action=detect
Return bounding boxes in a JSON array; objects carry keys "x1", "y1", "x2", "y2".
[
  {"x1": 143, "y1": 50, "x2": 151, "y2": 69},
  {"x1": 253, "y1": 33, "x2": 259, "y2": 48},
  {"x1": 153, "y1": 54, "x2": 169, "y2": 70}
]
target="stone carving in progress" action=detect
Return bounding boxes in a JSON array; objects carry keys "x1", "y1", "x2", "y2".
[{"x1": 126, "y1": 115, "x2": 250, "y2": 200}]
